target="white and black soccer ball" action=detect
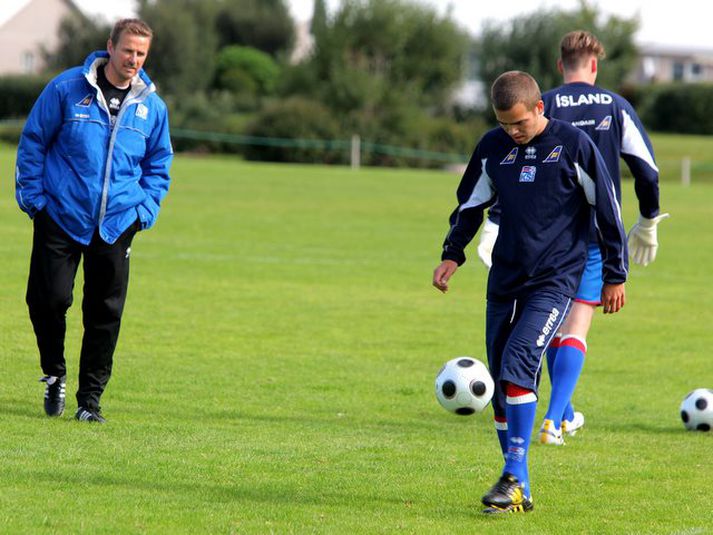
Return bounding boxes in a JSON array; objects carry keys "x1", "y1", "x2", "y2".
[
  {"x1": 680, "y1": 388, "x2": 713, "y2": 431},
  {"x1": 435, "y1": 357, "x2": 494, "y2": 415}
]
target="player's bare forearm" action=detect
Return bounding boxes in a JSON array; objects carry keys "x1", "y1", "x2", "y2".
[
  {"x1": 601, "y1": 283, "x2": 625, "y2": 314},
  {"x1": 433, "y1": 260, "x2": 458, "y2": 293}
]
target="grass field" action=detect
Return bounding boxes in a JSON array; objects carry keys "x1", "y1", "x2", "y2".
[{"x1": 1, "y1": 139, "x2": 712, "y2": 534}]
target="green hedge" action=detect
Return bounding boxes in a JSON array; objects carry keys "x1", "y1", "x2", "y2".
[
  {"x1": 0, "y1": 75, "x2": 50, "y2": 118},
  {"x1": 638, "y1": 83, "x2": 713, "y2": 135},
  {"x1": 244, "y1": 97, "x2": 346, "y2": 164}
]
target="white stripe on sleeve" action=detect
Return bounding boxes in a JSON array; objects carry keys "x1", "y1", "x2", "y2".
[
  {"x1": 621, "y1": 110, "x2": 659, "y2": 172},
  {"x1": 459, "y1": 158, "x2": 495, "y2": 211}
]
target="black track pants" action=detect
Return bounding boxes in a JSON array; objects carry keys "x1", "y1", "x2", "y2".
[{"x1": 26, "y1": 210, "x2": 137, "y2": 410}]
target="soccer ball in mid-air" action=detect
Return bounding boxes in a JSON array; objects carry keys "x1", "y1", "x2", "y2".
[
  {"x1": 680, "y1": 388, "x2": 713, "y2": 431},
  {"x1": 435, "y1": 357, "x2": 494, "y2": 415}
]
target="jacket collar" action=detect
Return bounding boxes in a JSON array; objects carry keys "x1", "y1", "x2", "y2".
[{"x1": 82, "y1": 50, "x2": 155, "y2": 99}]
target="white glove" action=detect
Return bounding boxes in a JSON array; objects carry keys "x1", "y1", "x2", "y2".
[
  {"x1": 627, "y1": 213, "x2": 670, "y2": 266},
  {"x1": 476, "y1": 219, "x2": 499, "y2": 269}
]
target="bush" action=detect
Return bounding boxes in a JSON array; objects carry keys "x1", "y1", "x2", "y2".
[
  {"x1": 347, "y1": 101, "x2": 485, "y2": 168},
  {"x1": 0, "y1": 75, "x2": 50, "y2": 118},
  {"x1": 166, "y1": 92, "x2": 256, "y2": 154},
  {"x1": 244, "y1": 97, "x2": 345, "y2": 163},
  {"x1": 214, "y1": 46, "x2": 280, "y2": 96},
  {"x1": 638, "y1": 83, "x2": 713, "y2": 135},
  {"x1": 0, "y1": 120, "x2": 24, "y2": 145}
]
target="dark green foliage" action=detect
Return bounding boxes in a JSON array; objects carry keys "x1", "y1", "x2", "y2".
[
  {"x1": 290, "y1": 0, "x2": 469, "y2": 112},
  {"x1": 214, "y1": 46, "x2": 280, "y2": 96},
  {"x1": 244, "y1": 97, "x2": 345, "y2": 163},
  {"x1": 0, "y1": 122, "x2": 24, "y2": 145},
  {"x1": 276, "y1": 0, "x2": 472, "y2": 166},
  {"x1": 139, "y1": 0, "x2": 220, "y2": 95},
  {"x1": 638, "y1": 83, "x2": 713, "y2": 135},
  {"x1": 165, "y1": 92, "x2": 255, "y2": 153},
  {"x1": 355, "y1": 103, "x2": 485, "y2": 167},
  {"x1": 214, "y1": 0, "x2": 295, "y2": 58},
  {"x1": 41, "y1": 15, "x2": 112, "y2": 73},
  {"x1": 477, "y1": 2, "x2": 638, "y2": 94},
  {"x1": 243, "y1": 94, "x2": 485, "y2": 167},
  {"x1": 310, "y1": 0, "x2": 328, "y2": 40},
  {"x1": 0, "y1": 75, "x2": 50, "y2": 119}
]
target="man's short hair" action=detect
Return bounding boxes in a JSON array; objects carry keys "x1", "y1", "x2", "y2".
[
  {"x1": 560, "y1": 30, "x2": 606, "y2": 70},
  {"x1": 490, "y1": 71, "x2": 541, "y2": 111},
  {"x1": 110, "y1": 18, "x2": 153, "y2": 46}
]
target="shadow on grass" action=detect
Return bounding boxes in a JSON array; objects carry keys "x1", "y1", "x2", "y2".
[
  {"x1": 2, "y1": 465, "x2": 475, "y2": 522},
  {"x1": 0, "y1": 398, "x2": 47, "y2": 420}
]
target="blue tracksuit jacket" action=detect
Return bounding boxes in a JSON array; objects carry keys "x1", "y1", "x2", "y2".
[{"x1": 16, "y1": 51, "x2": 173, "y2": 245}]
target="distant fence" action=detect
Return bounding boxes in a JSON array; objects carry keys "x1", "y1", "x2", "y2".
[
  {"x1": 3, "y1": 119, "x2": 713, "y2": 180},
  {"x1": 170, "y1": 128, "x2": 467, "y2": 169}
]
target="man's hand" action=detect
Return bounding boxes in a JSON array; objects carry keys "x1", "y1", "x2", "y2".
[
  {"x1": 627, "y1": 213, "x2": 670, "y2": 266},
  {"x1": 433, "y1": 260, "x2": 459, "y2": 293},
  {"x1": 601, "y1": 283, "x2": 625, "y2": 314},
  {"x1": 476, "y1": 219, "x2": 499, "y2": 269}
]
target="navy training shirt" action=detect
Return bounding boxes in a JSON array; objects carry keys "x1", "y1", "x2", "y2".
[
  {"x1": 442, "y1": 118, "x2": 628, "y2": 301},
  {"x1": 543, "y1": 82, "x2": 660, "y2": 218}
]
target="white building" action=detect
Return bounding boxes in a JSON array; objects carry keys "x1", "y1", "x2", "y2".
[
  {"x1": 0, "y1": 0, "x2": 136, "y2": 75},
  {"x1": 634, "y1": 42, "x2": 713, "y2": 84}
]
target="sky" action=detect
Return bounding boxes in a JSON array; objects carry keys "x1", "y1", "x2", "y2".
[
  {"x1": 287, "y1": 0, "x2": 713, "y2": 49},
  {"x1": 4, "y1": 0, "x2": 706, "y2": 50}
]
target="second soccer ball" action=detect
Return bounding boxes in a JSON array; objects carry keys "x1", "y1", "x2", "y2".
[{"x1": 435, "y1": 357, "x2": 494, "y2": 415}]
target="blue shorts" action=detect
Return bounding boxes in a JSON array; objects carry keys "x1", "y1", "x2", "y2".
[
  {"x1": 575, "y1": 243, "x2": 603, "y2": 305},
  {"x1": 486, "y1": 290, "x2": 572, "y2": 418}
]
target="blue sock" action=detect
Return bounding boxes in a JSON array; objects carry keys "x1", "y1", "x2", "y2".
[
  {"x1": 545, "y1": 335, "x2": 560, "y2": 385},
  {"x1": 563, "y1": 400, "x2": 575, "y2": 422},
  {"x1": 544, "y1": 336, "x2": 586, "y2": 428},
  {"x1": 503, "y1": 383, "x2": 537, "y2": 498},
  {"x1": 494, "y1": 416, "x2": 508, "y2": 460},
  {"x1": 546, "y1": 336, "x2": 575, "y2": 423}
]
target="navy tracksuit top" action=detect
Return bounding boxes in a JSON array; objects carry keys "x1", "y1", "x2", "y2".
[
  {"x1": 441, "y1": 118, "x2": 628, "y2": 301},
  {"x1": 543, "y1": 82, "x2": 660, "y2": 218}
]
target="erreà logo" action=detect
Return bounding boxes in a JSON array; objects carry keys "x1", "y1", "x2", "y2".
[
  {"x1": 543, "y1": 145, "x2": 563, "y2": 163},
  {"x1": 536, "y1": 307, "x2": 560, "y2": 347},
  {"x1": 76, "y1": 94, "x2": 93, "y2": 107},
  {"x1": 595, "y1": 115, "x2": 612, "y2": 131},
  {"x1": 501, "y1": 147, "x2": 518, "y2": 165}
]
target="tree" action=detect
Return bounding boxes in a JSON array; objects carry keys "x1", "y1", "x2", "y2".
[
  {"x1": 477, "y1": 1, "x2": 639, "y2": 96},
  {"x1": 214, "y1": 46, "x2": 280, "y2": 96},
  {"x1": 42, "y1": 15, "x2": 112, "y2": 72},
  {"x1": 310, "y1": 0, "x2": 327, "y2": 40},
  {"x1": 138, "y1": 0, "x2": 220, "y2": 95},
  {"x1": 287, "y1": 0, "x2": 469, "y2": 116},
  {"x1": 214, "y1": 0, "x2": 295, "y2": 58}
]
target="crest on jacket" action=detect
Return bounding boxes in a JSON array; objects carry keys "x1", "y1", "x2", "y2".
[{"x1": 76, "y1": 94, "x2": 94, "y2": 107}]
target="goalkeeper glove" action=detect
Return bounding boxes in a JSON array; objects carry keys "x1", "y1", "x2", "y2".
[
  {"x1": 476, "y1": 219, "x2": 499, "y2": 269},
  {"x1": 627, "y1": 213, "x2": 670, "y2": 266}
]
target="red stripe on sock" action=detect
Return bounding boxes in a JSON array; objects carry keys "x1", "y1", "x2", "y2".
[
  {"x1": 574, "y1": 298, "x2": 601, "y2": 306},
  {"x1": 494, "y1": 415, "x2": 507, "y2": 423},
  {"x1": 549, "y1": 335, "x2": 562, "y2": 349},
  {"x1": 505, "y1": 383, "x2": 534, "y2": 397},
  {"x1": 561, "y1": 337, "x2": 587, "y2": 353}
]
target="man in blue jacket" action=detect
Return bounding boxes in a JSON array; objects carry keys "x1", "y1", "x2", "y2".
[
  {"x1": 16, "y1": 18, "x2": 173, "y2": 423},
  {"x1": 433, "y1": 71, "x2": 627, "y2": 513}
]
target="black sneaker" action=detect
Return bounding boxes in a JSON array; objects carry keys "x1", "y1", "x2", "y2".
[
  {"x1": 481, "y1": 473, "x2": 534, "y2": 514},
  {"x1": 75, "y1": 407, "x2": 106, "y2": 423},
  {"x1": 40, "y1": 375, "x2": 66, "y2": 417}
]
